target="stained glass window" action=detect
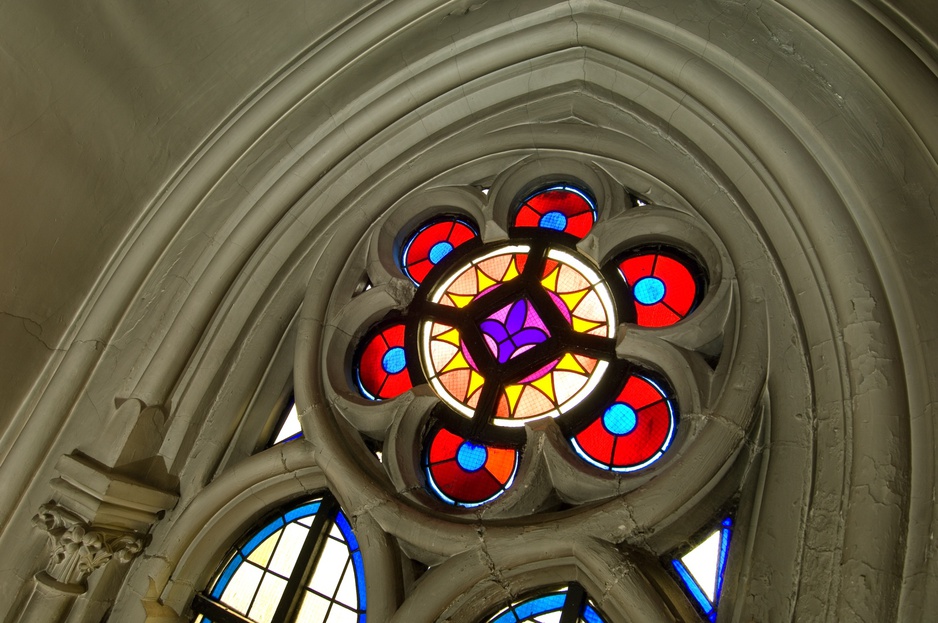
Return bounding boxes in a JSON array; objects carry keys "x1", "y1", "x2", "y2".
[
  {"x1": 192, "y1": 495, "x2": 366, "y2": 623},
  {"x1": 270, "y1": 397, "x2": 303, "y2": 446},
  {"x1": 512, "y1": 185, "x2": 597, "y2": 239},
  {"x1": 570, "y1": 374, "x2": 676, "y2": 472},
  {"x1": 618, "y1": 249, "x2": 703, "y2": 328},
  {"x1": 671, "y1": 517, "x2": 733, "y2": 622},
  {"x1": 484, "y1": 584, "x2": 608, "y2": 623},
  {"x1": 418, "y1": 244, "x2": 615, "y2": 426},
  {"x1": 401, "y1": 216, "x2": 478, "y2": 285},
  {"x1": 355, "y1": 323, "x2": 413, "y2": 400},
  {"x1": 424, "y1": 427, "x2": 518, "y2": 507},
  {"x1": 349, "y1": 181, "x2": 709, "y2": 508}
]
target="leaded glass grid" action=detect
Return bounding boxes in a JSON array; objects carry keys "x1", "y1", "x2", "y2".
[
  {"x1": 484, "y1": 584, "x2": 608, "y2": 623},
  {"x1": 192, "y1": 495, "x2": 366, "y2": 623}
]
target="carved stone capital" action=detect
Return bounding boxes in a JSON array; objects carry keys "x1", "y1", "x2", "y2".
[{"x1": 33, "y1": 502, "x2": 146, "y2": 590}]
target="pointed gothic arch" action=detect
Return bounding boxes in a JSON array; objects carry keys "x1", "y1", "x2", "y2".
[{"x1": 0, "y1": 2, "x2": 935, "y2": 622}]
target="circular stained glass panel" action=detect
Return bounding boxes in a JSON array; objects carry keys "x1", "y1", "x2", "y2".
[
  {"x1": 512, "y1": 185, "x2": 597, "y2": 239},
  {"x1": 571, "y1": 374, "x2": 676, "y2": 472},
  {"x1": 618, "y1": 250, "x2": 702, "y2": 327},
  {"x1": 355, "y1": 323, "x2": 413, "y2": 400},
  {"x1": 401, "y1": 217, "x2": 478, "y2": 285},
  {"x1": 419, "y1": 244, "x2": 615, "y2": 426},
  {"x1": 424, "y1": 427, "x2": 518, "y2": 507}
]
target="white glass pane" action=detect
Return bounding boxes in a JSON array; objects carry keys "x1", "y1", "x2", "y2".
[
  {"x1": 295, "y1": 591, "x2": 331, "y2": 623},
  {"x1": 274, "y1": 402, "x2": 302, "y2": 444},
  {"x1": 329, "y1": 523, "x2": 344, "y2": 541},
  {"x1": 248, "y1": 573, "x2": 288, "y2": 623},
  {"x1": 220, "y1": 562, "x2": 264, "y2": 614},
  {"x1": 533, "y1": 613, "x2": 562, "y2": 623},
  {"x1": 268, "y1": 522, "x2": 310, "y2": 576},
  {"x1": 681, "y1": 529, "x2": 721, "y2": 602},
  {"x1": 334, "y1": 564, "x2": 358, "y2": 608},
  {"x1": 308, "y1": 538, "x2": 349, "y2": 597},
  {"x1": 247, "y1": 529, "x2": 281, "y2": 567},
  {"x1": 325, "y1": 603, "x2": 358, "y2": 623}
]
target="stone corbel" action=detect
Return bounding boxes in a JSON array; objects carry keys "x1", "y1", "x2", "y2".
[{"x1": 48, "y1": 452, "x2": 178, "y2": 533}]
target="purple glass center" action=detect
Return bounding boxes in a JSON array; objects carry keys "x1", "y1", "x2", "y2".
[{"x1": 478, "y1": 298, "x2": 550, "y2": 363}]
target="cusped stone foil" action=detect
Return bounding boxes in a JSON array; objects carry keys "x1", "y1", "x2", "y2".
[{"x1": 309, "y1": 156, "x2": 757, "y2": 565}]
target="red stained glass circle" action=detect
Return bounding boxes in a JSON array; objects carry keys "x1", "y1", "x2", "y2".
[
  {"x1": 618, "y1": 251, "x2": 701, "y2": 327},
  {"x1": 355, "y1": 323, "x2": 413, "y2": 400},
  {"x1": 424, "y1": 428, "x2": 518, "y2": 506},
  {"x1": 513, "y1": 186, "x2": 597, "y2": 239},
  {"x1": 401, "y1": 217, "x2": 478, "y2": 285},
  {"x1": 571, "y1": 374, "x2": 675, "y2": 472}
]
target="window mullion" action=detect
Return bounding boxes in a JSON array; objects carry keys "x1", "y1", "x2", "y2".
[
  {"x1": 273, "y1": 494, "x2": 339, "y2": 623},
  {"x1": 558, "y1": 583, "x2": 586, "y2": 623},
  {"x1": 191, "y1": 594, "x2": 256, "y2": 623}
]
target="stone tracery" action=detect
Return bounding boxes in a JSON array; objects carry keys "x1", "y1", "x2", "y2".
[
  {"x1": 342, "y1": 179, "x2": 718, "y2": 510},
  {"x1": 0, "y1": 2, "x2": 931, "y2": 621}
]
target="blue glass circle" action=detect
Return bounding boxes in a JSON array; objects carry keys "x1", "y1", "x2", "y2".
[
  {"x1": 633, "y1": 276, "x2": 666, "y2": 305},
  {"x1": 428, "y1": 241, "x2": 454, "y2": 264},
  {"x1": 381, "y1": 347, "x2": 407, "y2": 374},
  {"x1": 603, "y1": 403, "x2": 638, "y2": 435},
  {"x1": 538, "y1": 211, "x2": 568, "y2": 231},
  {"x1": 456, "y1": 441, "x2": 488, "y2": 472}
]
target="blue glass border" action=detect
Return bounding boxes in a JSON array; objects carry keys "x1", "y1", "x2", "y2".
[
  {"x1": 671, "y1": 516, "x2": 733, "y2": 622},
  {"x1": 284, "y1": 500, "x2": 321, "y2": 524},
  {"x1": 487, "y1": 587, "x2": 612, "y2": 623},
  {"x1": 210, "y1": 553, "x2": 242, "y2": 599},
  {"x1": 241, "y1": 517, "x2": 284, "y2": 556},
  {"x1": 582, "y1": 604, "x2": 605, "y2": 623},
  {"x1": 672, "y1": 559, "x2": 714, "y2": 617},
  {"x1": 335, "y1": 510, "x2": 367, "y2": 614}
]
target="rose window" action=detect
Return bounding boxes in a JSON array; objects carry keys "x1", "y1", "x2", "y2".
[
  {"x1": 334, "y1": 176, "x2": 710, "y2": 510},
  {"x1": 419, "y1": 243, "x2": 615, "y2": 425}
]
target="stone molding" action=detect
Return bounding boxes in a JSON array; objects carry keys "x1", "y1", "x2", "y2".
[{"x1": 50, "y1": 453, "x2": 178, "y2": 534}]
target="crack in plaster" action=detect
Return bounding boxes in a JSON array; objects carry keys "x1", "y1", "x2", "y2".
[
  {"x1": 350, "y1": 489, "x2": 393, "y2": 519},
  {"x1": 475, "y1": 523, "x2": 514, "y2": 598},
  {"x1": 115, "y1": 249, "x2": 192, "y2": 343},
  {"x1": 619, "y1": 501, "x2": 645, "y2": 548},
  {"x1": 753, "y1": 5, "x2": 846, "y2": 108},
  {"x1": 0, "y1": 311, "x2": 62, "y2": 352},
  {"x1": 684, "y1": 410, "x2": 748, "y2": 441},
  {"x1": 446, "y1": 1, "x2": 488, "y2": 17},
  {"x1": 596, "y1": 546, "x2": 633, "y2": 604}
]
